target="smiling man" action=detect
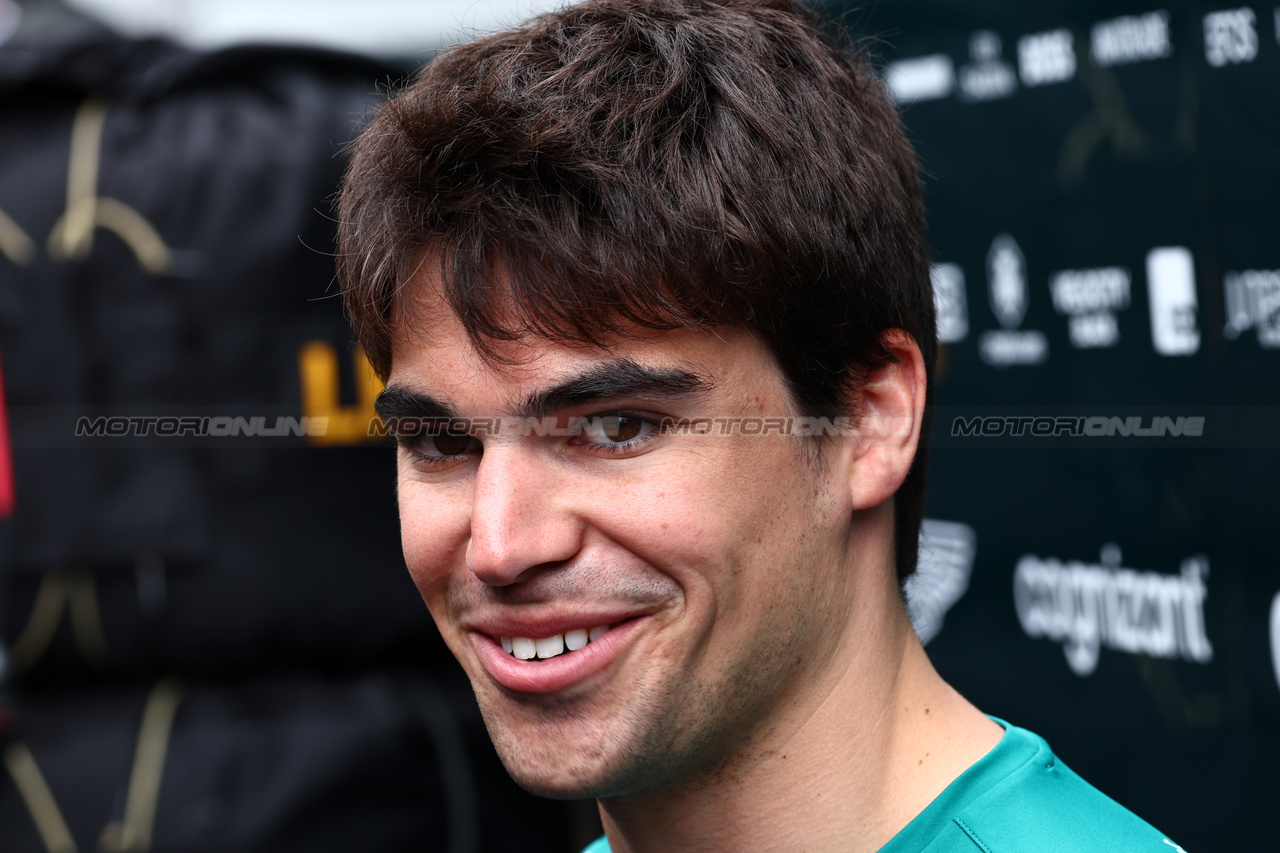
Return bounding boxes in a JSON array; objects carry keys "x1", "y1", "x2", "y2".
[{"x1": 335, "y1": 1, "x2": 1176, "y2": 851}]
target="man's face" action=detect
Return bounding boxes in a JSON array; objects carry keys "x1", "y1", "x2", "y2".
[{"x1": 384, "y1": 279, "x2": 862, "y2": 799}]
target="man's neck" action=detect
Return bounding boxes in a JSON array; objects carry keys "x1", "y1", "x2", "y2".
[{"x1": 595, "y1": 579, "x2": 1004, "y2": 853}]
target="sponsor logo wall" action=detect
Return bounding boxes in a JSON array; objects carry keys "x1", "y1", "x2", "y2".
[{"x1": 862, "y1": 1, "x2": 1279, "y2": 847}]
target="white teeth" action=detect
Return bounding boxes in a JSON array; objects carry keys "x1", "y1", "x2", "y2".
[
  {"x1": 511, "y1": 637, "x2": 536, "y2": 660},
  {"x1": 534, "y1": 634, "x2": 565, "y2": 659},
  {"x1": 500, "y1": 625, "x2": 611, "y2": 659}
]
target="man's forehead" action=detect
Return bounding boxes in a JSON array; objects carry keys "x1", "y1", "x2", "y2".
[
  {"x1": 387, "y1": 307, "x2": 743, "y2": 414},
  {"x1": 384, "y1": 258, "x2": 795, "y2": 418}
]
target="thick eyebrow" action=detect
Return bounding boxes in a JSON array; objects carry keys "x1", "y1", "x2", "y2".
[
  {"x1": 374, "y1": 385, "x2": 458, "y2": 421},
  {"x1": 375, "y1": 360, "x2": 713, "y2": 423},
  {"x1": 514, "y1": 360, "x2": 714, "y2": 420}
]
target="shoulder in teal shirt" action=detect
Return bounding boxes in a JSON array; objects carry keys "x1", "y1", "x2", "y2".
[{"x1": 582, "y1": 719, "x2": 1186, "y2": 852}]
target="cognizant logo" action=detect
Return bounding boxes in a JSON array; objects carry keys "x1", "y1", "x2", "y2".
[{"x1": 1013, "y1": 544, "x2": 1212, "y2": 676}]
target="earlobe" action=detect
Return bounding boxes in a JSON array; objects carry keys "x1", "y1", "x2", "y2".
[{"x1": 848, "y1": 330, "x2": 926, "y2": 511}]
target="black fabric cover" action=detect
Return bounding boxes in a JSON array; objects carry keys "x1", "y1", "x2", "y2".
[
  {"x1": 0, "y1": 32, "x2": 583, "y2": 853},
  {"x1": 0, "y1": 32, "x2": 439, "y2": 673},
  {"x1": 0, "y1": 669, "x2": 574, "y2": 853}
]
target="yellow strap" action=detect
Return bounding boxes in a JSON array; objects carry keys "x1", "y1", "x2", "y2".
[
  {"x1": 92, "y1": 198, "x2": 172, "y2": 274},
  {"x1": 66, "y1": 571, "x2": 112, "y2": 667},
  {"x1": 46, "y1": 97, "x2": 172, "y2": 274},
  {"x1": 49, "y1": 97, "x2": 108, "y2": 260},
  {"x1": 10, "y1": 571, "x2": 113, "y2": 671},
  {"x1": 0, "y1": 205, "x2": 36, "y2": 266},
  {"x1": 9, "y1": 574, "x2": 70, "y2": 671},
  {"x1": 3, "y1": 741, "x2": 80, "y2": 853},
  {"x1": 99, "y1": 678, "x2": 184, "y2": 853}
]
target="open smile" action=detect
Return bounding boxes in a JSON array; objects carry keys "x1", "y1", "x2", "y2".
[
  {"x1": 470, "y1": 617, "x2": 645, "y2": 694},
  {"x1": 500, "y1": 625, "x2": 612, "y2": 659}
]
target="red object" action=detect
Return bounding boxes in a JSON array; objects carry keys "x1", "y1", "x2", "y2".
[{"x1": 0, "y1": 350, "x2": 13, "y2": 518}]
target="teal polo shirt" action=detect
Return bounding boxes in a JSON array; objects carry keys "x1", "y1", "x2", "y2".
[{"x1": 581, "y1": 719, "x2": 1185, "y2": 852}]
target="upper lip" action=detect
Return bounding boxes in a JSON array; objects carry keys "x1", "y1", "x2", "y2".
[{"x1": 466, "y1": 610, "x2": 647, "y2": 639}]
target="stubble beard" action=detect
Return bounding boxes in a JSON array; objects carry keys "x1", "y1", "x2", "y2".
[
  {"x1": 472, "y1": 448, "x2": 845, "y2": 802},
  {"x1": 476, "y1": 584, "x2": 822, "y2": 802}
]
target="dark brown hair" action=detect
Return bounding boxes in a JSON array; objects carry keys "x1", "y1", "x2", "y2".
[{"x1": 337, "y1": 0, "x2": 936, "y2": 581}]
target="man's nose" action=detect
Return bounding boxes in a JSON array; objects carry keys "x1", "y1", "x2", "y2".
[{"x1": 465, "y1": 446, "x2": 582, "y2": 586}]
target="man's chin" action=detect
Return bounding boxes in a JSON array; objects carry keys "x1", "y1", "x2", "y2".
[
  {"x1": 506, "y1": 768, "x2": 606, "y2": 800},
  {"x1": 493, "y1": 741, "x2": 623, "y2": 799},
  {"x1": 470, "y1": 682, "x2": 610, "y2": 782},
  {"x1": 483, "y1": 714, "x2": 648, "y2": 799},
  {"x1": 469, "y1": 669, "x2": 683, "y2": 799}
]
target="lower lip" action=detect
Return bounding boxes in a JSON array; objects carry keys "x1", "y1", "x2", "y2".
[{"x1": 471, "y1": 619, "x2": 643, "y2": 694}]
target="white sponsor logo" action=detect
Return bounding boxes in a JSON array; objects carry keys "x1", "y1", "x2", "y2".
[
  {"x1": 978, "y1": 331, "x2": 1049, "y2": 365},
  {"x1": 980, "y1": 234, "x2": 1048, "y2": 366},
  {"x1": 1018, "y1": 29, "x2": 1076, "y2": 86},
  {"x1": 931, "y1": 263, "x2": 969, "y2": 343},
  {"x1": 1091, "y1": 11, "x2": 1173, "y2": 66},
  {"x1": 959, "y1": 31, "x2": 1017, "y2": 102},
  {"x1": 1147, "y1": 247, "x2": 1200, "y2": 355},
  {"x1": 1204, "y1": 8, "x2": 1258, "y2": 66},
  {"x1": 907, "y1": 519, "x2": 977, "y2": 645},
  {"x1": 1050, "y1": 266, "x2": 1131, "y2": 348},
  {"x1": 989, "y1": 234, "x2": 1027, "y2": 328},
  {"x1": 1271, "y1": 591, "x2": 1280, "y2": 693},
  {"x1": 885, "y1": 54, "x2": 955, "y2": 103},
  {"x1": 1066, "y1": 312, "x2": 1119, "y2": 349},
  {"x1": 1223, "y1": 269, "x2": 1280, "y2": 347},
  {"x1": 1014, "y1": 545, "x2": 1213, "y2": 677}
]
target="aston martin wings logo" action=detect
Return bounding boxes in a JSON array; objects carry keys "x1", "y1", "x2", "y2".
[
  {"x1": 988, "y1": 233, "x2": 1027, "y2": 329},
  {"x1": 906, "y1": 519, "x2": 977, "y2": 645}
]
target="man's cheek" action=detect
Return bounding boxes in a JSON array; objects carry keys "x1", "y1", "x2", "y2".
[
  {"x1": 402, "y1": 537, "x2": 460, "y2": 597},
  {"x1": 399, "y1": 494, "x2": 467, "y2": 591}
]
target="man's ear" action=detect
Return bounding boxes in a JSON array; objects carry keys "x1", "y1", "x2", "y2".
[{"x1": 847, "y1": 330, "x2": 926, "y2": 511}]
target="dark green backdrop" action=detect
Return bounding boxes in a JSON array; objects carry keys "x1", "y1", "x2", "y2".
[{"x1": 840, "y1": 2, "x2": 1280, "y2": 848}]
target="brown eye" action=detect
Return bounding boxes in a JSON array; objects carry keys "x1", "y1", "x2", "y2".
[
  {"x1": 578, "y1": 415, "x2": 654, "y2": 447},
  {"x1": 602, "y1": 416, "x2": 642, "y2": 442},
  {"x1": 432, "y1": 430, "x2": 475, "y2": 456}
]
